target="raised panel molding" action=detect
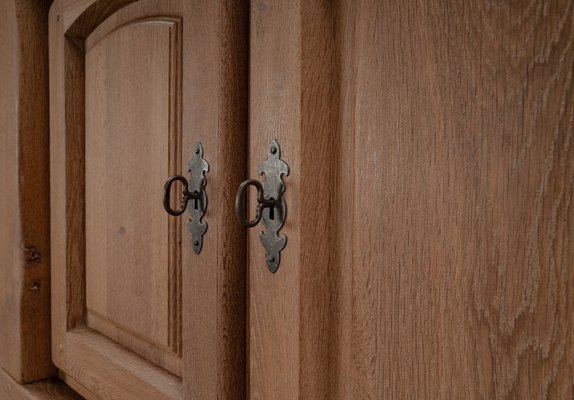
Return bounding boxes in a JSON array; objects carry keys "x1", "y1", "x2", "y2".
[
  {"x1": 50, "y1": 0, "x2": 248, "y2": 398},
  {"x1": 84, "y1": 17, "x2": 183, "y2": 375}
]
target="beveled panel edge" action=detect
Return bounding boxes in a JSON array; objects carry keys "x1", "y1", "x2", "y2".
[
  {"x1": 85, "y1": 16, "x2": 182, "y2": 52},
  {"x1": 83, "y1": 15, "x2": 183, "y2": 360}
]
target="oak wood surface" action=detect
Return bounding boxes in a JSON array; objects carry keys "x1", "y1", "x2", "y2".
[
  {"x1": 49, "y1": 0, "x2": 87, "y2": 368},
  {"x1": 50, "y1": 0, "x2": 186, "y2": 397},
  {"x1": 84, "y1": 17, "x2": 182, "y2": 375},
  {"x1": 342, "y1": 1, "x2": 574, "y2": 398},
  {"x1": 62, "y1": 0, "x2": 99, "y2": 30},
  {"x1": 50, "y1": 0, "x2": 248, "y2": 399},
  {"x1": 249, "y1": 1, "x2": 346, "y2": 398},
  {"x1": 249, "y1": 1, "x2": 574, "y2": 399},
  {"x1": 183, "y1": 0, "x2": 248, "y2": 398},
  {"x1": 62, "y1": 0, "x2": 135, "y2": 33},
  {"x1": 62, "y1": 329, "x2": 182, "y2": 400},
  {"x1": 249, "y1": 1, "x2": 302, "y2": 398},
  {"x1": 0, "y1": 0, "x2": 55, "y2": 383},
  {"x1": 0, "y1": 369, "x2": 83, "y2": 400}
]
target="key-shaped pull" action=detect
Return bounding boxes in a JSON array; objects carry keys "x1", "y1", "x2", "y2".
[
  {"x1": 163, "y1": 142, "x2": 209, "y2": 254},
  {"x1": 235, "y1": 139, "x2": 289, "y2": 273}
]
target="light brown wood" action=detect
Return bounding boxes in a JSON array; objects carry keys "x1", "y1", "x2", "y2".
[
  {"x1": 49, "y1": 0, "x2": 87, "y2": 371},
  {"x1": 62, "y1": 0, "x2": 97, "y2": 30},
  {"x1": 60, "y1": 329, "x2": 182, "y2": 400},
  {"x1": 0, "y1": 369, "x2": 82, "y2": 400},
  {"x1": 0, "y1": 0, "x2": 55, "y2": 383},
  {"x1": 57, "y1": 373, "x2": 98, "y2": 400},
  {"x1": 183, "y1": 0, "x2": 248, "y2": 398},
  {"x1": 50, "y1": 0, "x2": 185, "y2": 398},
  {"x1": 249, "y1": 1, "x2": 344, "y2": 398},
  {"x1": 248, "y1": 1, "x2": 302, "y2": 398},
  {"x1": 62, "y1": 0, "x2": 135, "y2": 33},
  {"x1": 249, "y1": 1, "x2": 574, "y2": 399},
  {"x1": 84, "y1": 16, "x2": 182, "y2": 375},
  {"x1": 50, "y1": 0, "x2": 248, "y2": 399}
]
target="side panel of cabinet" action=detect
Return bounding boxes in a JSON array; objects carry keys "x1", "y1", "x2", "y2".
[
  {"x1": 0, "y1": 0, "x2": 55, "y2": 384},
  {"x1": 249, "y1": 1, "x2": 574, "y2": 399}
]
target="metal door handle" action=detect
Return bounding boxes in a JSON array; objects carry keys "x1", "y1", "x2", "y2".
[
  {"x1": 163, "y1": 175, "x2": 200, "y2": 216},
  {"x1": 235, "y1": 179, "x2": 276, "y2": 228},
  {"x1": 162, "y1": 142, "x2": 209, "y2": 254},
  {"x1": 234, "y1": 139, "x2": 289, "y2": 273}
]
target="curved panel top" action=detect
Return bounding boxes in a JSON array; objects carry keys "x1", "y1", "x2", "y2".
[
  {"x1": 86, "y1": 16, "x2": 181, "y2": 51},
  {"x1": 64, "y1": 0, "x2": 138, "y2": 37}
]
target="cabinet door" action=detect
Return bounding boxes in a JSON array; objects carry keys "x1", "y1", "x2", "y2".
[
  {"x1": 248, "y1": 1, "x2": 574, "y2": 399},
  {"x1": 49, "y1": 1, "x2": 247, "y2": 399}
]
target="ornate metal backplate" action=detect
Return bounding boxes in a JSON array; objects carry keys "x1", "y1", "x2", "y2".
[
  {"x1": 187, "y1": 142, "x2": 209, "y2": 254},
  {"x1": 258, "y1": 139, "x2": 289, "y2": 273}
]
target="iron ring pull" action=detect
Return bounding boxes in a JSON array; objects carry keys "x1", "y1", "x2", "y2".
[
  {"x1": 163, "y1": 175, "x2": 200, "y2": 216},
  {"x1": 235, "y1": 179, "x2": 276, "y2": 228}
]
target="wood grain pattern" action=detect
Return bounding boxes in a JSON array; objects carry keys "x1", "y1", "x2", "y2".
[
  {"x1": 0, "y1": 369, "x2": 83, "y2": 400},
  {"x1": 250, "y1": 1, "x2": 350, "y2": 399},
  {"x1": 84, "y1": 18, "x2": 182, "y2": 375},
  {"x1": 344, "y1": 1, "x2": 574, "y2": 398},
  {"x1": 49, "y1": 0, "x2": 70, "y2": 370},
  {"x1": 50, "y1": 0, "x2": 247, "y2": 399},
  {"x1": 62, "y1": 329, "x2": 182, "y2": 400},
  {"x1": 250, "y1": 1, "x2": 574, "y2": 399},
  {"x1": 0, "y1": 0, "x2": 55, "y2": 383},
  {"x1": 251, "y1": 1, "x2": 344, "y2": 399},
  {"x1": 62, "y1": 0, "x2": 98, "y2": 30},
  {"x1": 49, "y1": 0, "x2": 87, "y2": 354},
  {"x1": 184, "y1": 0, "x2": 248, "y2": 398},
  {"x1": 249, "y1": 0, "x2": 302, "y2": 398},
  {"x1": 63, "y1": 0, "x2": 137, "y2": 34},
  {"x1": 459, "y1": 2, "x2": 574, "y2": 398},
  {"x1": 51, "y1": 1, "x2": 185, "y2": 398}
]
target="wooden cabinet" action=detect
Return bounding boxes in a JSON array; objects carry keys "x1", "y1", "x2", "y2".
[
  {"x1": 0, "y1": 0, "x2": 569, "y2": 399},
  {"x1": 49, "y1": 1, "x2": 246, "y2": 399}
]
